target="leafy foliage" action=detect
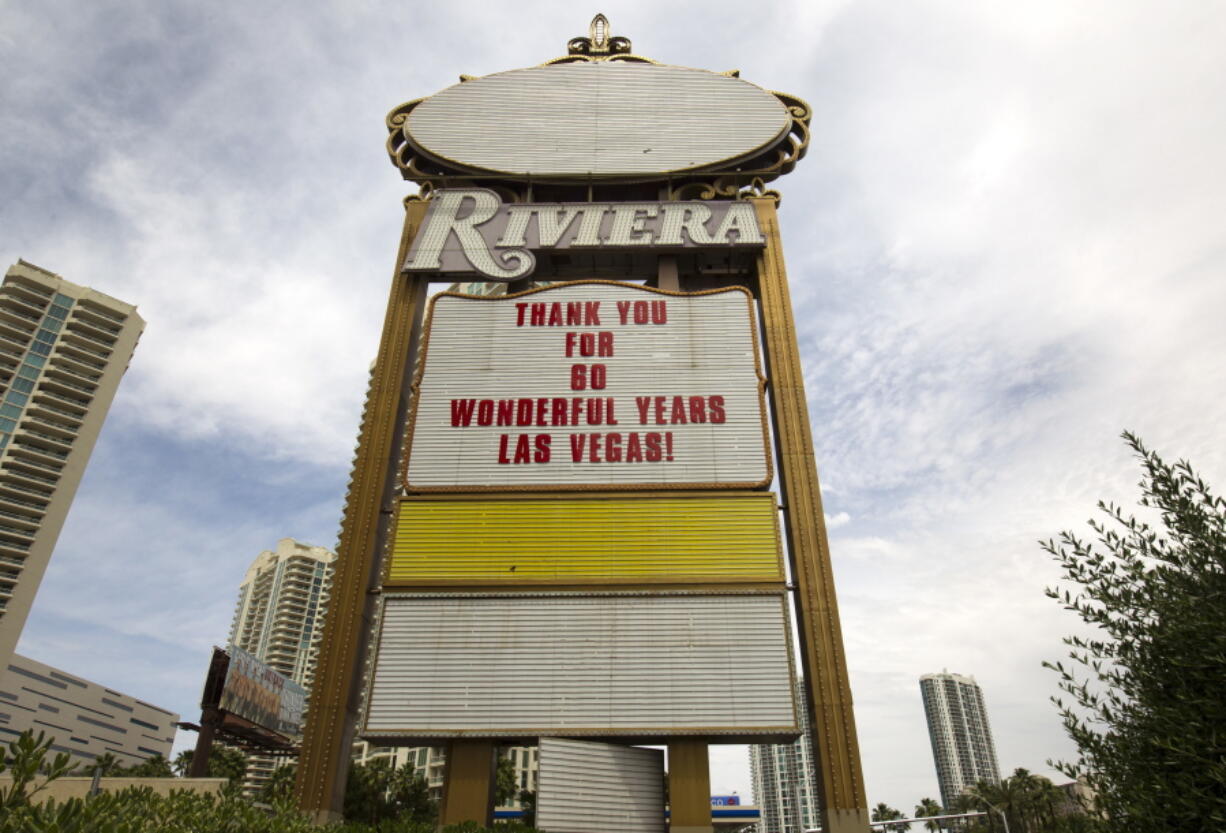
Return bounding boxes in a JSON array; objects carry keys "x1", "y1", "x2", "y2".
[
  {"x1": 495, "y1": 752, "x2": 518, "y2": 806},
  {"x1": 0, "y1": 729, "x2": 534, "y2": 833},
  {"x1": 0, "y1": 731, "x2": 75, "y2": 812},
  {"x1": 1043, "y1": 432, "x2": 1226, "y2": 831},
  {"x1": 343, "y1": 758, "x2": 434, "y2": 825},
  {"x1": 170, "y1": 744, "x2": 248, "y2": 788},
  {"x1": 123, "y1": 754, "x2": 174, "y2": 778}
]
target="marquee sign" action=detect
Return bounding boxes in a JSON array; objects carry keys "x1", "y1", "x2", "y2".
[
  {"x1": 403, "y1": 189, "x2": 764, "y2": 280},
  {"x1": 404, "y1": 281, "x2": 770, "y2": 491}
]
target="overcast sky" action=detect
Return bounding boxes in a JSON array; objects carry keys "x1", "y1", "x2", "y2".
[{"x1": 3, "y1": 0, "x2": 1225, "y2": 815}]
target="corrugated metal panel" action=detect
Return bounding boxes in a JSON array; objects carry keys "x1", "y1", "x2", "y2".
[
  {"x1": 363, "y1": 593, "x2": 797, "y2": 736},
  {"x1": 406, "y1": 62, "x2": 790, "y2": 177},
  {"x1": 387, "y1": 494, "x2": 783, "y2": 584},
  {"x1": 536, "y1": 738, "x2": 665, "y2": 833},
  {"x1": 406, "y1": 283, "x2": 770, "y2": 490}
]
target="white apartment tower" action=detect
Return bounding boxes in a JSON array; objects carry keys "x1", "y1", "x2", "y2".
[
  {"x1": 0, "y1": 261, "x2": 144, "y2": 669},
  {"x1": 229, "y1": 538, "x2": 336, "y2": 689},
  {"x1": 920, "y1": 671, "x2": 1001, "y2": 807},
  {"x1": 229, "y1": 538, "x2": 335, "y2": 791},
  {"x1": 749, "y1": 679, "x2": 821, "y2": 833}
]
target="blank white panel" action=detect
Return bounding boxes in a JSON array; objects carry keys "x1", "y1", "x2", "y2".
[
  {"x1": 536, "y1": 738, "x2": 664, "y2": 833},
  {"x1": 364, "y1": 594, "x2": 796, "y2": 736}
]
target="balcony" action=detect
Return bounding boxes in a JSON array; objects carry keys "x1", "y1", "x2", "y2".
[
  {"x1": 0, "y1": 465, "x2": 59, "y2": 488},
  {"x1": 12, "y1": 437, "x2": 69, "y2": 461},
  {"x1": 9, "y1": 444, "x2": 67, "y2": 470},
  {"x1": 5, "y1": 454, "x2": 62, "y2": 478},
  {"x1": 55, "y1": 344, "x2": 106, "y2": 371},
  {"x1": 72, "y1": 308, "x2": 122, "y2": 335},
  {"x1": 64, "y1": 320, "x2": 117, "y2": 348},
  {"x1": 76, "y1": 301, "x2": 126, "y2": 326},
  {"x1": 40, "y1": 374, "x2": 96, "y2": 399},
  {"x1": 14, "y1": 426, "x2": 72, "y2": 451},
  {"x1": 57, "y1": 331, "x2": 110, "y2": 359},
  {"x1": 0, "y1": 506, "x2": 40, "y2": 527},
  {"x1": 0, "y1": 306, "x2": 39, "y2": 331},
  {"x1": 0, "y1": 481, "x2": 51, "y2": 505},
  {"x1": 22, "y1": 412, "x2": 79, "y2": 439},
  {"x1": 48, "y1": 357, "x2": 101, "y2": 383},
  {"x1": 0, "y1": 523, "x2": 34, "y2": 542},
  {"x1": 32, "y1": 389, "x2": 89, "y2": 413},
  {"x1": 0, "y1": 331, "x2": 31, "y2": 351}
]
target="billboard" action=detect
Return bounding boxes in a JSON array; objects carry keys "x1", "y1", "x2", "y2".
[
  {"x1": 405, "y1": 281, "x2": 770, "y2": 491},
  {"x1": 219, "y1": 645, "x2": 306, "y2": 739}
]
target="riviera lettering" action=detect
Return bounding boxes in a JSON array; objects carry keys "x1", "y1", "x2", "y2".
[{"x1": 403, "y1": 189, "x2": 766, "y2": 280}]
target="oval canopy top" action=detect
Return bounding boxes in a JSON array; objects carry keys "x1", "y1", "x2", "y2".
[{"x1": 404, "y1": 61, "x2": 794, "y2": 178}]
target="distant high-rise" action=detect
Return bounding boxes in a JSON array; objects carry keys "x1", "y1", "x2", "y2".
[
  {"x1": 920, "y1": 671, "x2": 1001, "y2": 807},
  {"x1": 749, "y1": 679, "x2": 821, "y2": 833},
  {"x1": 229, "y1": 538, "x2": 336, "y2": 790},
  {"x1": 0, "y1": 261, "x2": 144, "y2": 669}
]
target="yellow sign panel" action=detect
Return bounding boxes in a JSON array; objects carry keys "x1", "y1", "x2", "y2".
[{"x1": 387, "y1": 494, "x2": 783, "y2": 585}]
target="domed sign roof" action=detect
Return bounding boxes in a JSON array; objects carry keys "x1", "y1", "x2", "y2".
[
  {"x1": 386, "y1": 16, "x2": 810, "y2": 190},
  {"x1": 404, "y1": 62, "x2": 793, "y2": 178}
]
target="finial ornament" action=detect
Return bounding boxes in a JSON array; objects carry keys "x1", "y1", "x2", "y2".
[{"x1": 567, "y1": 14, "x2": 632, "y2": 57}]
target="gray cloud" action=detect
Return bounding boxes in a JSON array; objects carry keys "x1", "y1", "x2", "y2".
[{"x1": 4, "y1": 0, "x2": 1225, "y2": 813}]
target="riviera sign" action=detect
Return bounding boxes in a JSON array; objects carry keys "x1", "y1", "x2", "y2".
[{"x1": 402, "y1": 189, "x2": 766, "y2": 280}]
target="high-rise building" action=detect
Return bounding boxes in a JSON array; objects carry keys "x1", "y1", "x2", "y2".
[
  {"x1": 0, "y1": 261, "x2": 144, "y2": 669},
  {"x1": 749, "y1": 679, "x2": 821, "y2": 833},
  {"x1": 228, "y1": 537, "x2": 336, "y2": 791},
  {"x1": 920, "y1": 670, "x2": 1001, "y2": 807}
]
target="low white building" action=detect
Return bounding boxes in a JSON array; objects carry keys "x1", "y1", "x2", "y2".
[{"x1": 0, "y1": 653, "x2": 177, "y2": 769}]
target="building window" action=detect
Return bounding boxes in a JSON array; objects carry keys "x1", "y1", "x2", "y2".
[{"x1": 29, "y1": 342, "x2": 50, "y2": 356}]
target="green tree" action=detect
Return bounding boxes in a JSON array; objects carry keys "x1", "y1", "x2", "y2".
[
  {"x1": 171, "y1": 744, "x2": 248, "y2": 788},
  {"x1": 344, "y1": 757, "x2": 435, "y2": 825},
  {"x1": 261, "y1": 762, "x2": 297, "y2": 804},
  {"x1": 1043, "y1": 432, "x2": 1226, "y2": 832},
  {"x1": 496, "y1": 752, "x2": 518, "y2": 806},
  {"x1": 83, "y1": 751, "x2": 123, "y2": 776},
  {"x1": 915, "y1": 797, "x2": 943, "y2": 831}
]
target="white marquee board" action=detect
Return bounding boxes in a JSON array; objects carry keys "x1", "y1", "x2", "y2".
[{"x1": 404, "y1": 282, "x2": 770, "y2": 491}]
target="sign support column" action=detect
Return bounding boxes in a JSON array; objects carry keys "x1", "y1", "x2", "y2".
[
  {"x1": 295, "y1": 199, "x2": 429, "y2": 822},
  {"x1": 668, "y1": 741, "x2": 713, "y2": 833},
  {"x1": 753, "y1": 197, "x2": 871, "y2": 833}
]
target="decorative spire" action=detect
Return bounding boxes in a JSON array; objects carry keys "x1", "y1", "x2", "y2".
[{"x1": 567, "y1": 14, "x2": 632, "y2": 58}]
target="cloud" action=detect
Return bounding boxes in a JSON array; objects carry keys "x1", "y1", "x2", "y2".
[{"x1": 4, "y1": 0, "x2": 1226, "y2": 814}]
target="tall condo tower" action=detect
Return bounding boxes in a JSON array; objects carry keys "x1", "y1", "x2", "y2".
[
  {"x1": 750, "y1": 679, "x2": 822, "y2": 833},
  {"x1": 0, "y1": 261, "x2": 144, "y2": 669},
  {"x1": 229, "y1": 538, "x2": 336, "y2": 789},
  {"x1": 920, "y1": 671, "x2": 1001, "y2": 807}
]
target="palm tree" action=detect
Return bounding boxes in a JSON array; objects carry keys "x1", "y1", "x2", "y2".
[
  {"x1": 872, "y1": 801, "x2": 911, "y2": 831},
  {"x1": 916, "y1": 797, "x2": 943, "y2": 831},
  {"x1": 83, "y1": 752, "x2": 123, "y2": 777}
]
